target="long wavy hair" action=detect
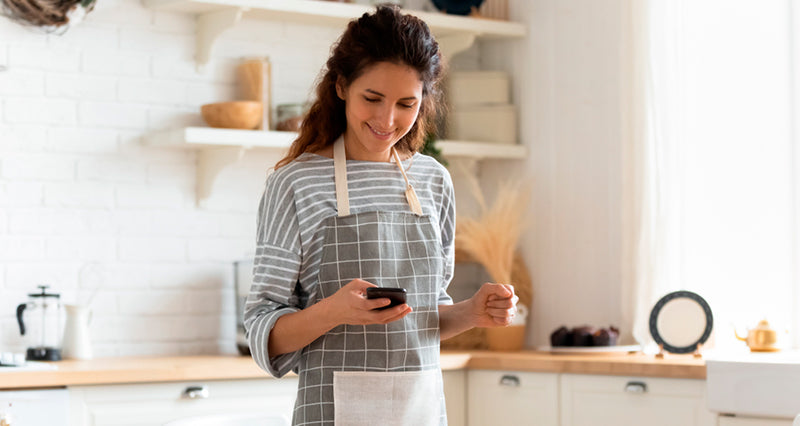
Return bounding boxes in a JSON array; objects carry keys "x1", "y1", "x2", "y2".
[{"x1": 274, "y1": 4, "x2": 443, "y2": 169}]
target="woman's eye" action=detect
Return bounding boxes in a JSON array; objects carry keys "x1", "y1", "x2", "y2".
[
  {"x1": 364, "y1": 97, "x2": 380, "y2": 103},
  {"x1": 399, "y1": 103, "x2": 414, "y2": 109}
]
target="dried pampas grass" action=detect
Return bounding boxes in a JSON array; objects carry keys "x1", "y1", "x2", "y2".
[
  {"x1": 442, "y1": 249, "x2": 534, "y2": 350},
  {"x1": 455, "y1": 177, "x2": 532, "y2": 307},
  {"x1": 442, "y1": 177, "x2": 532, "y2": 351}
]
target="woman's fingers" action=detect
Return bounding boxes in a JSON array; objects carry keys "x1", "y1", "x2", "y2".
[
  {"x1": 485, "y1": 283, "x2": 515, "y2": 302},
  {"x1": 375, "y1": 304, "x2": 412, "y2": 323},
  {"x1": 485, "y1": 298, "x2": 515, "y2": 309},
  {"x1": 364, "y1": 297, "x2": 392, "y2": 310},
  {"x1": 493, "y1": 316, "x2": 513, "y2": 326},
  {"x1": 349, "y1": 278, "x2": 377, "y2": 293},
  {"x1": 485, "y1": 307, "x2": 516, "y2": 319}
]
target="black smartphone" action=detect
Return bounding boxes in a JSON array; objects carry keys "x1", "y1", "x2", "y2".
[{"x1": 365, "y1": 287, "x2": 407, "y2": 310}]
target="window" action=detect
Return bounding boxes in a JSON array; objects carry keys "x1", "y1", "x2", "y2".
[{"x1": 634, "y1": 0, "x2": 798, "y2": 351}]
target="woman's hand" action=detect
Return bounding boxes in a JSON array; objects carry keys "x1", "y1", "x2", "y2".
[
  {"x1": 468, "y1": 283, "x2": 519, "y2": 328},
  {"x1": 320, "y1": 279, "x2": 412, "y2": 327},
  {"x1": 266, "y1": 279, "x2": 411, "y2": 358}
]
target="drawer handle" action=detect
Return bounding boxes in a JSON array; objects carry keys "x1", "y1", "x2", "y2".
[
  {"x1": 499, "y1": 374, "x2": 520, "y2": 387},
  {"x1": 182, "y1": 385, "x2": 209, "y2": 399},
  {"x1": 624, "y1": 381, "x2": 647, "y2": 394}
]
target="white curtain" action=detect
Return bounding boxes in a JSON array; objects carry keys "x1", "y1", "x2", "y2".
[{"x1": 628, "y1": 0, "x2": 796, "y2": 352}]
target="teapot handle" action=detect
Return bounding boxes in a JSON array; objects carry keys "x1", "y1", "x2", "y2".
[
  {"x1": 16, "y1": 304, "x2": 26, "y2": 336},
  {"x1": 733, "y1": 327, "x2": 747, "y2": 342}
]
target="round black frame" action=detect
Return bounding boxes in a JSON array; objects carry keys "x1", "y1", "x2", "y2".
[{"x1": 648, "y1": 290, "x2": 713, "y2": 354}]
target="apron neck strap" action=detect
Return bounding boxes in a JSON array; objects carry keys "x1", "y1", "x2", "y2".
[
  {"x1": 333, "y1": 136, "x2": 423, "y2": 217},
  {"x1": 333, "y1": 136, "x2": 350, "y2": 217},
  {"x1": 391, "y1": 147, "x2": 424, "y2": 216}
]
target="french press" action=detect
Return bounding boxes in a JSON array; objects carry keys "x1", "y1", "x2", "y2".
[{"x1": 16, "y1": 285, "x2": 62, "y2": 361}]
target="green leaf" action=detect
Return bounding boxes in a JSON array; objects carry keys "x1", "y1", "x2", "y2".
[{"x1": 420, "y1": 133, "x2": 448, "y2": 167}]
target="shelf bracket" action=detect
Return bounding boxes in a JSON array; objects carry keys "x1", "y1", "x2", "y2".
[
  {"x1": 196, "y1": 7, "x2": 245, "y2": 70},
  {"x1": 437, "y1": 33, "x2": 477, "y2": 58},
  {"x1": 196, "y1": 146, "x2": 246, "y2": 205}
]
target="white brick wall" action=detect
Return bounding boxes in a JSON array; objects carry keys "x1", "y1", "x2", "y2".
[{"x1": 0, "y1": 0, "x2": 342, "y2": 357}]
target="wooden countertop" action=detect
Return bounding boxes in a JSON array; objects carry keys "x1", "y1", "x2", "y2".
[
  {"x1": 0, "y1": 350, "x2": 705, "y2": 390},
  {"x1": 464, "y1": 350, "x2": 706, "y2": 379}
]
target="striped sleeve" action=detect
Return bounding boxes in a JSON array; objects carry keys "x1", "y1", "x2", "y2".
[
  {"x1": 243, "y1": 171, "x2": 304, "y2": 378},
  {"x1": 438, "y1": 165, "x2": 456, "y2": 305}
]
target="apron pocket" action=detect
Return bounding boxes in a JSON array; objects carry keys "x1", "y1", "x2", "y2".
[{"x1": 333, "y1": 370, "x2": 441, "y2": 426}]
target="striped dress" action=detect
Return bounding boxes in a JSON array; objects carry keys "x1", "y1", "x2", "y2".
[{"x1": 244, "y1": 151, "x2": 456, "y2": 379}]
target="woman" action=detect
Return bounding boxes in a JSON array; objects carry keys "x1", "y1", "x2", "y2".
[{"x1": 244, "y1": 5, "x2": 518, "y2": 425}]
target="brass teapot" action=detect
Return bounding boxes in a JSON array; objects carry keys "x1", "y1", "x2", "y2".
[{"x1": 735, "y1": 319, "x2": 780, "y2": 352}]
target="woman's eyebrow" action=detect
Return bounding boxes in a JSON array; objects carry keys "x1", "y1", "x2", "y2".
[{"x1": 365, "y1": 88, "x2": 418, "y2": 101}]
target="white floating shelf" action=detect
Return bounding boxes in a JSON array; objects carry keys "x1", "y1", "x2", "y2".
[
  {"x1": 145, "y1": 127, "x2": 527, "y2": 158},
  {"x1": 144, "y1": 127, "x2": 527, "y2": 203},
  {"x1": 437, "y1": 139, "x2": 527, "y2": 160},
  {"x1": 146, "y1": 127, "x2": 298, "y2": 149},
  {"x1": 141, "y1": 0, "x2": 526, "y2": 64}
]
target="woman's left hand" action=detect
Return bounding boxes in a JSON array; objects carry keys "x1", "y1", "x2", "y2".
[{"x1": 468, "y1": 283, "x2": 519, "y2": 328}]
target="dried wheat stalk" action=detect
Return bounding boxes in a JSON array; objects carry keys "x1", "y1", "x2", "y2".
[{"x1": 455, "y1": 177, "x2": 531, "y2": 306}]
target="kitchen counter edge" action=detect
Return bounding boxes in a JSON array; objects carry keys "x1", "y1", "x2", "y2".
[{"x1": 0, "y1": 350, "x2": 705, "y2": 390}]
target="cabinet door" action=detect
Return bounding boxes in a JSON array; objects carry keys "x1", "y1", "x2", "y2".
[
  {"x1": 443, "y1": 370, "x2": 467, "y2": 426},
  {"x1": 467, "y1": 370, "x2": 559, "y2": 426},
  {"x1": 69, "y1": 378, "x2": 298, "y2": 426},
  {"x1": 560, "y1": 374, "x2": 716, "y2": 426}
]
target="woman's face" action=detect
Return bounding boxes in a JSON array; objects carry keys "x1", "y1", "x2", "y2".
[{"x1": 337, "y1": 61, "x2": 423, "y2": 162}]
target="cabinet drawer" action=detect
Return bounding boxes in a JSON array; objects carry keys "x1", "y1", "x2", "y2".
[
  {"x1": 467, "y1": 370, "x2": 559, "y2": 426},
  {"x1": 69, "y1": 378, "x2": 298, "y2": 426},
  {"x1": 560, "y1": 374, "x2": 715, "y2": 426}
]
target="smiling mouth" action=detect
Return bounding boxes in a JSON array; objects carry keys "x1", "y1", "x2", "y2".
[{"x1": 368, "y1": 124, "x2": 393, "y2": 137}]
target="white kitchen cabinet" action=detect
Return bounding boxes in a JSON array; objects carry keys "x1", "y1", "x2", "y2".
[
  {"x1": 443, "y1": 369, "x2": 467, "y2": 426},
  {"x1": 68, "y1": 378, "x2": 298, "y2": 426},
  {"x1": 559, "y1": 374, "x2": 716, "y2": 426},
  {"x1": 467, "y1": 370, "x2": 559, "y2": 426},
  {"x1": 718, "y1": 416, "x2": 794, "y2": 426}
]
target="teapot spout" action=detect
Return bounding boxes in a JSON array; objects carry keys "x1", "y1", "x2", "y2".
[{"x1": 734, "y1": 328, "x2": 747, "y2": 342}]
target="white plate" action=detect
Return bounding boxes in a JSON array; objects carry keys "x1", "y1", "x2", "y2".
[
  {"x1": 537, "y1": 345, "x2": 641, "y2": 354},
  {"x1": 648, "y1": 290, "x2": 713, "y2": 354}
]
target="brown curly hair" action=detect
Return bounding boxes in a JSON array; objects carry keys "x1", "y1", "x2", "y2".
[{"x1": 275, "y1": 4, "x2": 444, "y2": 169}]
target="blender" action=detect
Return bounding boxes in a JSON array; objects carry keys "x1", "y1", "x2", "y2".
[{"x1": 16, "y1": 285, "x2": 62, "y2": 361}]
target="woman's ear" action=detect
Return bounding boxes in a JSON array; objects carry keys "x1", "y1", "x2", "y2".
[{"x1": 335, "y1": 76, "x2": 347, "y2": 101}]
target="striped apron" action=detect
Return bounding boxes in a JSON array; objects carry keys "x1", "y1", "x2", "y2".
[{"x1": 291, "y1": 137, "x2": 447, "y2": 426}]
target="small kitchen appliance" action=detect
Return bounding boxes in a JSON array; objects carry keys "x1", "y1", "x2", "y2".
[
  {"x1": 235, "y1": 260, "x2": 254, "y2": 355},
  {"x1": 15, "y1": 285, "x2": 62, "y2": 361}
]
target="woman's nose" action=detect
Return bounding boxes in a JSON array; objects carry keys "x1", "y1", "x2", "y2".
[{"x1": 375, "y1": 105, "x2": 395, "y2": 128}]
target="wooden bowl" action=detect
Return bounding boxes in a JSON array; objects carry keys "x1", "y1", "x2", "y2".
[{"x1": 201, "y1": 101, "x2": 262, "y2": 130}]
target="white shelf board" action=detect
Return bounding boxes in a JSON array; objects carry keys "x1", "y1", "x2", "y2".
[
  {"x1": 437, "y1": 140, "x2": 526, "y2": 160},
  {"x1": 143, "y1": 0, "x2": 525, "y2": 63},
  {"x1": 143, "y1": 0, "x2": 526, "y2": 39},
  {"x1": 144, "y1": 127, "x2": 527, "y2": 160},
  {"x1": 146, "y1": 127, "x2": 297, "y2": 150},
  {"x1": 144, "y1": 127, "x2": 525, "y2": 204}
]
